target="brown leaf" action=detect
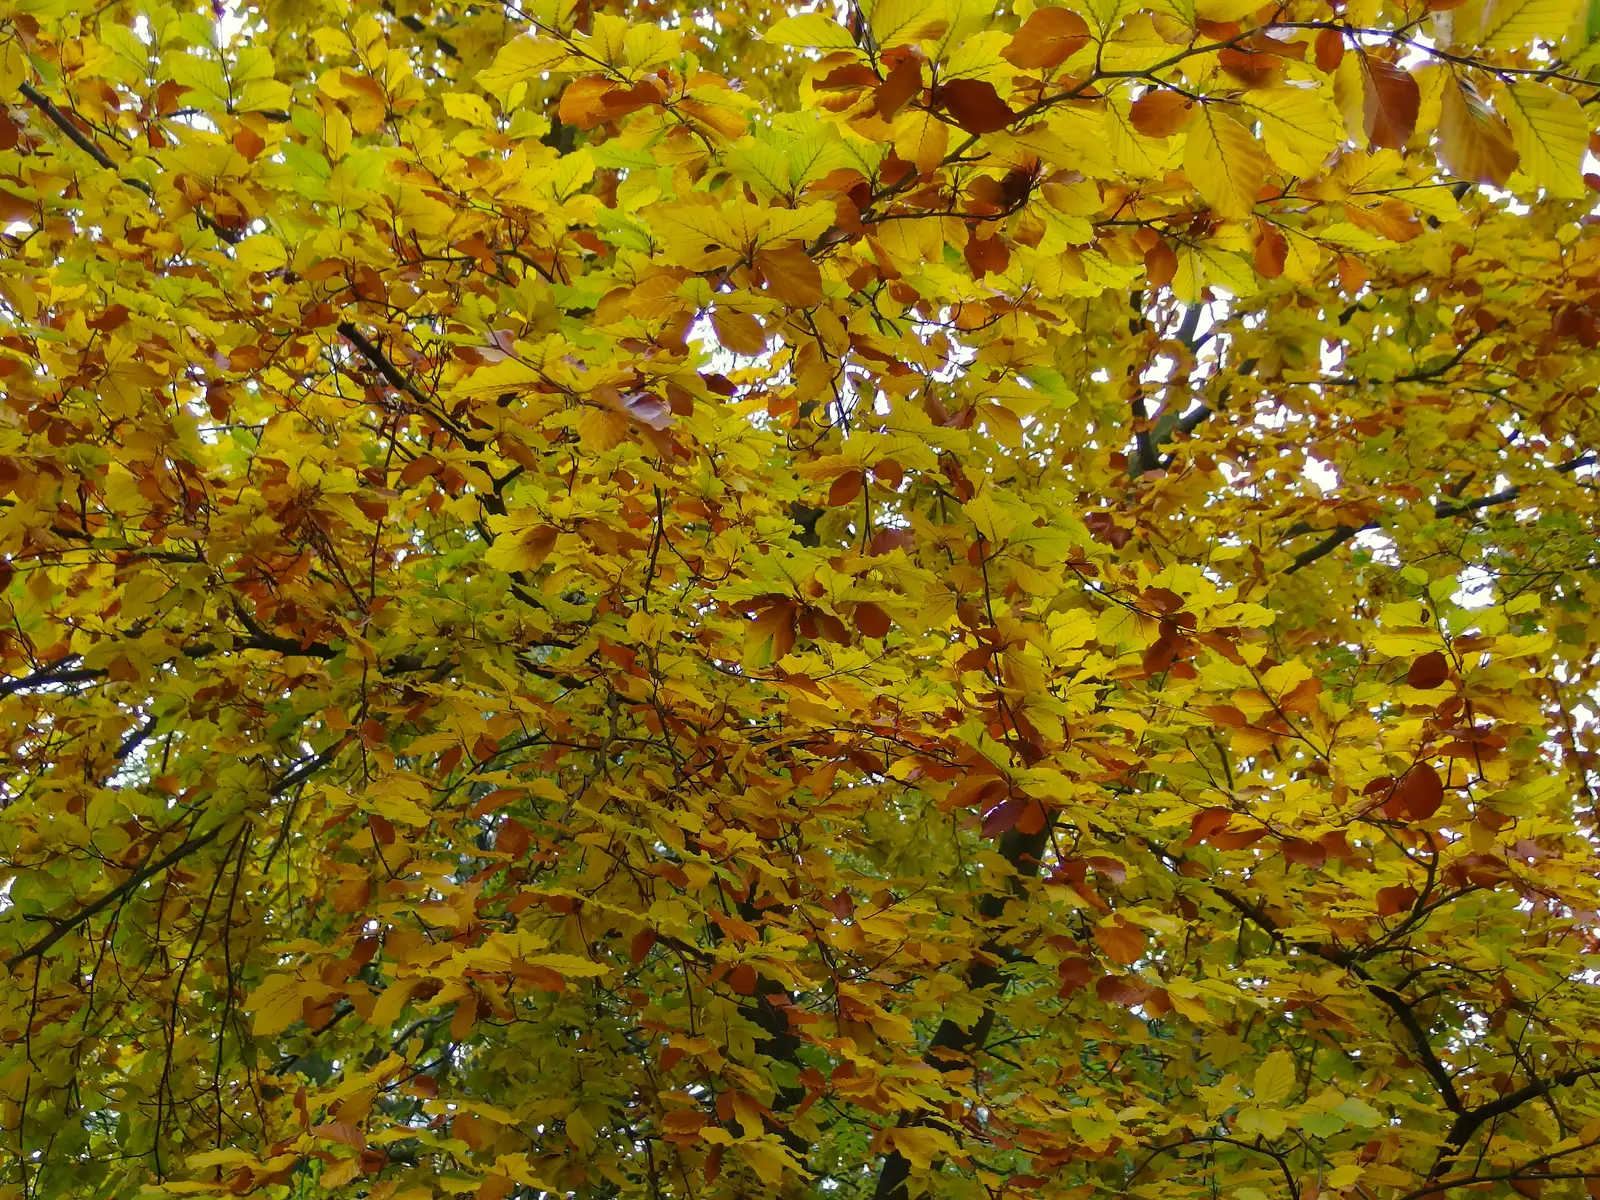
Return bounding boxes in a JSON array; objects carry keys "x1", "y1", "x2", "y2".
[
  {"x1": 940, "y1": 79, "x2": 1015, "y2": 134},
  {"x1": 1376, "y1": 884, "x2": 1418, "y2": 916},
  {"x1": 1359, "y1": 55, "x2": 1420, "y2": 150},
  {"x1": 873, "y1": 55, "x2": 922, "y2": 120},
  {"x1": 1130, "y1": 90, "x2": 1193, "y2": 138},
  {"x1": 1145, "y1": 238, "x2": 1178, "y2": 287},
  {"x1": 1282, "y1": 838, "x2": 1327, "y2": 868},
  {"x1": 828, "y1": 469, "x2": 865, "y2": 506},
  {"x1": 1387, "y1": 763, "x2": 1445, "y2": 822},
  {"x1": 1093, "y1": 917, "x2": 1146, "y2": 966},
  {"x1": 1095, "y1": 973, "x2": 1148, "y2": 1006},
  {"x1": 1001, "y1": 7, "x2": 1089, "y2": 69},
  {"x1": 1219, "y1": 46, "x2": 1281, "y2": 86},
  {"x1": 1254, "y1": 222, "x2": 1287, "y2": 278},
  {"x1": 728, "y1": 963, "x2": 758, "y2": 995},
  {"x1": 854, "y1": 601, "x2": 892, "y2": 638},
  {"x1": 1185, "y1": 808, "x2": 1235, "y2": 850},
  {"x1": 1437, "y1": 80, "x2": 1518, "y2": 187},
  {"x1": 963, "y1": 230, "x2": 1010, "y2": 276},
  {"x1": 1056, "y1": 956, "x2": 1095, "y2": 994},
  {"x1": 1314, "y1": 27, "x2": 1345, "y2": 72},
  {"x1": 0, "y1": 188, "x2": 33, "y2": 224},
  {"x1": 1407, "y1": 650, "x2": 1450, "y2": 689},
  {"x1": 399, "y1": 454, "x2": 441, "y2": 487},
  {"x1": 630, "y1": 929, "x2": 657, "y2": 965},
  {"x1": 755, "y1": 246, "x2": 825, "y2": 307}
]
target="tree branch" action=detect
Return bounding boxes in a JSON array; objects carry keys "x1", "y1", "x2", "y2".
[{"x1": 3, "y1": 741, "x2": 345, "y2": 971}]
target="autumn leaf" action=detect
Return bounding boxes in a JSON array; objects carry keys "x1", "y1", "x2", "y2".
[
  {"x1": 1438, "y1": 79, "x2": 1519, "y2": 186},
  {"x1": 1002, "y1": 7, "x2": 1090, "y2": 68},
  {"x1": 1185, "y1": 106, "x2": 1267, "y2": 219},
  {"x1": 1359, "y1": 54, "x2": 1421, "y2": 149}
]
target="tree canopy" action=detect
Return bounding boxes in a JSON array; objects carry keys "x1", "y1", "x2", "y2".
[{"x1": 4, "y1": 0, "x2": 1600, "y2": 1197}]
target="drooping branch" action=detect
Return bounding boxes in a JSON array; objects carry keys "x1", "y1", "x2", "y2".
[
  {"x1": 3, "y1": 740, "x2": 345, "y2": 971},
  {"x1": 1283, "y1": 452, "x2": 1596, "y2": 574}
]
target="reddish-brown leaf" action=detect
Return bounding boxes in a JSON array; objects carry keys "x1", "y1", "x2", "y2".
[
  {"x1": 854, "y1": 601, "x2": 892, "y2": 638},
  {"x1": 1388, "y1": 763, "x2": 1445, "y2": 822},
  {"x1": 1001, "y1": 7, "x2": 1089, "y2": 69},
  {"x1": 1376, "y1": 884, "x2": 1418, "y2": 916},
  {"x1": 1407, "y1": 650, "x2": 1450, "y2": 689},
  {"x1": 1359, "y1": 55, "x2": 1420, "y2": 150},
  {"x1": 941, "y1": 79, "x2": 1016, "y2": 134},
  {"x1": 964, "y1": 230, "x2": 1011, "y2": 277},
  {"x1": 828, "y1": 469, "x2": 865, "y2": 506},
  {"x1": 1314, "y1": 27, "x2": 1345, "y2": 72},
  {"x1": 630, "y1": 929, "x2": 657, "y2": 965},
  {"x1": 873, "y1": 55, "x2": 922, "y2": 120},
  {"x1": 1095, "y1": 974, "x2": 1148, "y2": 1006},
  {"x1": 1186, "y1": 806, "x2": 1233, "y2": 845},
  {"x1": 1130, "y1": 90, "x2": 1194, "y2": 138},
  {"x1": 1282, "y1": 838, "x2": 1327, "y2": 868},
  {"x1": 1145, "y1": 238, "x2": 1178, "y2": 288}
]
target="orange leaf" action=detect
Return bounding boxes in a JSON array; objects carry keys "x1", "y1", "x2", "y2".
[
  {"x1": 1001, "y1": 7, "x2": 1089, "y2": 69},
  {"x1": 1437, "y1": 80, "x2": 1518, "y2": 187},
  {"x1": 1092, "y1": 917, "x2": 1146, "y2": 966},
  {"x1": 1130, "y1": 90, "x2": 1193, "y2": 138},
  {"x1": 1359, "y1": 55, "x2": 1420, "y2": 150}
]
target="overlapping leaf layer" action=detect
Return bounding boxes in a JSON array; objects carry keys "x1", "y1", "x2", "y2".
[{"x1": 3, "y1": 0, "x2": 1600, "y2": 1196}]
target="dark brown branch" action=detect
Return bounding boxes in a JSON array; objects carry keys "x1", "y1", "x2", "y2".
[
  {"x1": 18, "y1": 81, "x2": 134, "y2": 180},
  {"x1": 18, "y1": 81, "x2": 241, "y2": 242},
  {"x1": 1441, "y1": 1066, "x2": 1600, "y2": 1151},
  {"x1": 336, "y1": 322, "x2": 485, "y2": 451},
  {"x1": 1283, "y1": 452, "x2": 1595, "y2": 574}
]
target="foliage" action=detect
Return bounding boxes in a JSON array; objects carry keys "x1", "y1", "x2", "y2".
[{"x1": 2, "y1": 0, "x2": 1600, "y2": 1196}]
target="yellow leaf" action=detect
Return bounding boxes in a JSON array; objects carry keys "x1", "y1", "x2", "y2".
[
  {"x1": 763, "y1": 12, "x2": 858, "y2": 48},
  {"x1": 248, "y1": 974, "x2": 307, "y2": 1036},
  {"x1": 236, "y1": 233, "x2": 287, "y2": 273},
  {"x1": 1481, "y1": 0, "x2": 1583, "y2": 46},
  {"x1": 740, "y1": 1139, "x2": 802, "y2": 1185},
  {"x1": 1184, "y1": 107, "x2": 1266, "y2": 219},
  {"x1": 528, "y1": 952, "x2": 612, "y2": 977},
  {"x1": 887, "y1": 1125, "x2": 957, "y2": 1170},
  {"x1": 1253, "y1": 1048, "x2": 1297, "y2": 1105},
  {"x1": 484, "y1": 523, "x2": 560, "y2": 574},
  {"x1": 1437, "y1": 78, "x2": 1518, "y2": 186},
  {"x1": 871, "y1": 0, "x2": 952, "y2": 46},
  {"x1": 1501, "y1": 82, "x2": 1587, "y2": 197},
  {"x1": 1238, "y1": 87, "x2": 1343, "y2": 177},
  {"x1": 894, "y1": 108, "x2": 950, "y2": 176},
  {"x1": 443, "y1": 91, "x2": 495, "y2": 126},
  {"x1": 475, "y1": 35, "x2": 576, "y2": 95}
]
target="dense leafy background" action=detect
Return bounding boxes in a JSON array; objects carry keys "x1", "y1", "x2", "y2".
[{"x1": 2, "y1": 0, "x2": 1600, "y2": 1197}]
